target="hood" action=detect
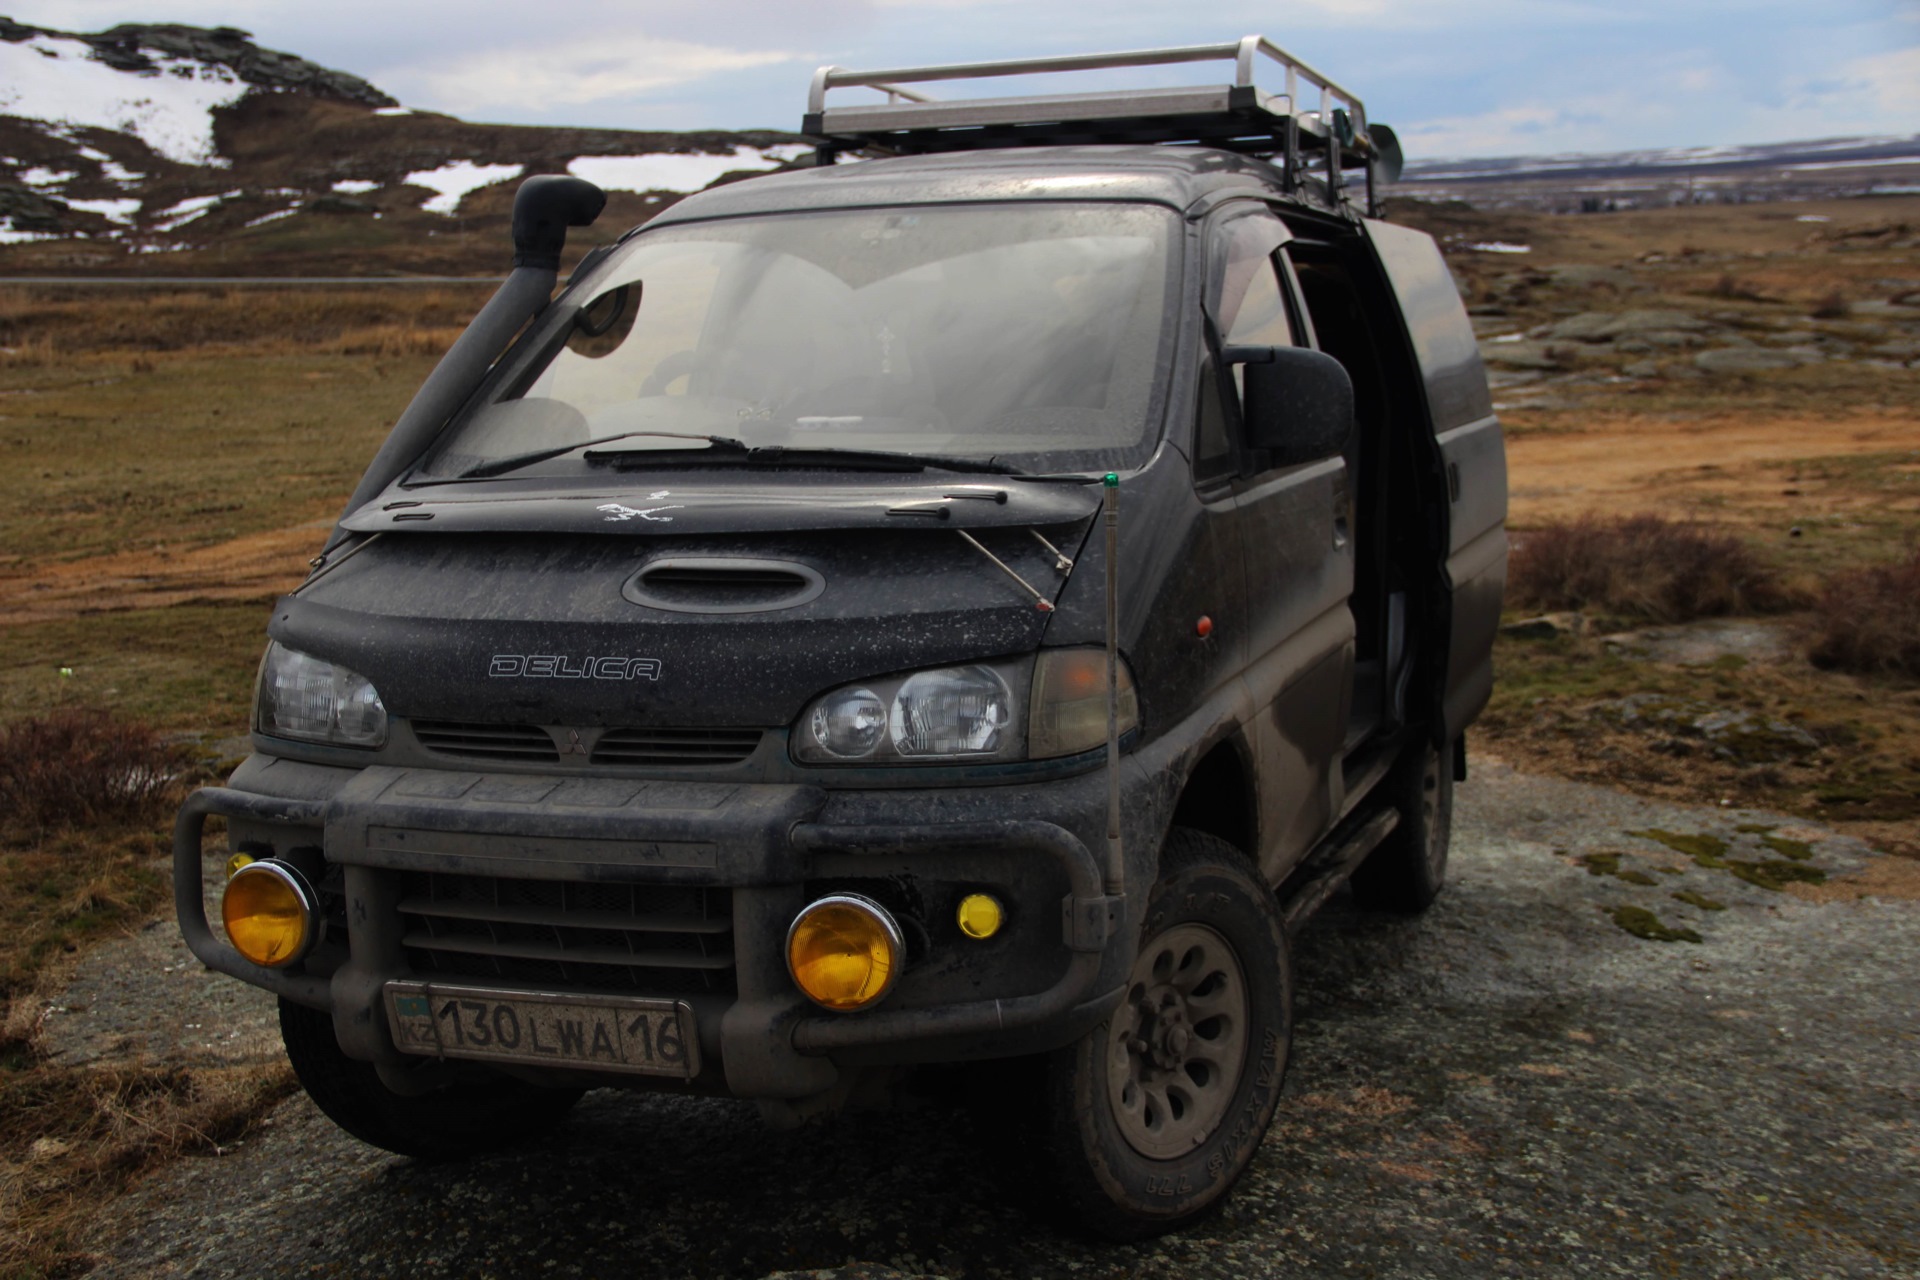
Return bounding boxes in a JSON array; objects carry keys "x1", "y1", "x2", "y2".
[{"x1": 272, "y1": 519, "x2": 1090, "y2": 729}]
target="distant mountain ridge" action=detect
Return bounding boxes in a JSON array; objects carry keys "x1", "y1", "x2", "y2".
[{"x1": 1391, "y1": 134, "x2": 1920, "y2": 211}]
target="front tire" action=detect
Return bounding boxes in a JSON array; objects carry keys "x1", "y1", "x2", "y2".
[
  {"x1": 279, "y1": 998, "x2": 584, "y2": 1161},
  {"x1": 1041, "y1": 828, "x2": 1292, "y2": 1241}
]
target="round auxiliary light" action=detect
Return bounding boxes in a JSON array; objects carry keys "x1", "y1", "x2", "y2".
[
  {"x1": 956, "y1": 893, "x2": 1004, "y2": 940},
  {"x1": 786, "y1": 894, "x2": 903, "y2": 1013},
  {"x1": 221, "y1": 861, "x2": 320, "y2": 969}
]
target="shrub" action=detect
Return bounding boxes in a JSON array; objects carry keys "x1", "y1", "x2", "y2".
[
  {"x1": 1508, "y1": 515, "x2": 1794, "y2": 623},
  {"x1": 1810, "y1": 290, "x2": 1849, "y2": 320},
  {"x1": 1806, "y1": 550, "x2": 1920, "y2": 677},
  {"x1": 0, "y1": 709, "x2": 191, "y2": 835}
]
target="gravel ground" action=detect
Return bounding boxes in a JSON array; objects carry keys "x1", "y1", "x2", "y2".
[{"x1": 64, "y1": 760, "x2": 1920, "y2": 1279}]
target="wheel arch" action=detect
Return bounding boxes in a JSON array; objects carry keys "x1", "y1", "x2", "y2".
[{"x1": 1169, "y1": 737, "x2": 1257, "y2": 864}]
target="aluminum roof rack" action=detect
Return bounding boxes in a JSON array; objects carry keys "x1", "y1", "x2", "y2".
[{"x1": 803, "y1": 35, "x2": 1402, "y2": 215}]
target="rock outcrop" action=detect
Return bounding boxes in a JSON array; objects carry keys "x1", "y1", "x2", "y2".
[{"x1": 0, "y1": 17, "x2": 396, "y2": 107}]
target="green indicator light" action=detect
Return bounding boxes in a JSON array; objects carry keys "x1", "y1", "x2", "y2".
[{"x1": 1103, "y1": 472, "x2": 1119, "y2": 487}]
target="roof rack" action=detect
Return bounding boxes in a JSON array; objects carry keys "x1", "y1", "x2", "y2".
[{"x1": 803, "y1": 36, "x2": 1402, "y2": 215}]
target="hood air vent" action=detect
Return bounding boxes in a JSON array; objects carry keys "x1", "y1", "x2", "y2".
[{"x1": 622, "y1": 558, "x2": 824, "y2": 614}]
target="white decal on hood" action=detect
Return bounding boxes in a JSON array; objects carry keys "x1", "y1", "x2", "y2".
[{"x1": 597, "y1": 501, "x2": 683, "y2": 523}]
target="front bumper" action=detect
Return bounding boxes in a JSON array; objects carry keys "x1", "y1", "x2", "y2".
[{"x1": 175, "y1": 758, "x2": 1142, "y2": 1099}]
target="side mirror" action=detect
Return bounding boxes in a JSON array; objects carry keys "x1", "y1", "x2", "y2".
[{"x1": 1227, "y1": 345, "x2": 1354, "y2": 466}]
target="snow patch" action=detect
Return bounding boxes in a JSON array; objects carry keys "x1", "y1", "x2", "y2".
[
  {"x1": 0, "y1": 35, "x2": 251, "y2": 166},
  {"x1": 374, "y1": 106, "x2": 413, "y2": 116},
  {"x1": 1796, "y1": 214, "x2": 1832, "y2": 223},
  {"x1": 100, "y1": 159, "x2": 145, "y2": 186},
  {"x1": 19, "y1": 167, "x2": 72, "y2": 188},
  {"x1": 65, "y1": 197, "x2": 141, "y2": 224},
  {"x1": 0, "y1": 222, "x2": 57, "y2": 245},
  {"x1": 1784, "y1": 156, "x2": 1920, "y2": 172},
  {"x1": 1462, "y1": 241, "x2": 1532, "y2": 254},
  {"x1": 567, "y1": 146, "x2": 803, "y2": 195},
  {"x1": 243, "y1": 206, "x2": 300, "y2": 229},
  {"x1": 331, "y1": 179, "x2": 380, "y2": 194},
  {"x1": 153, "y1": 191, "x2": 242, "y2": 231},
  {"x1": 402, "y1": 161, "x2": 523, "y2": 215}
]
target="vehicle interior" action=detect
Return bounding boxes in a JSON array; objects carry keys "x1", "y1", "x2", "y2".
[{"x1": 1284, "y1": 233, "x2": 1432, "y2": 766}]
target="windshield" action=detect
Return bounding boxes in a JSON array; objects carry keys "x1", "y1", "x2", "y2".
[{"x1": 420, "y1": 202, "x2": 1181, "y2": 478}]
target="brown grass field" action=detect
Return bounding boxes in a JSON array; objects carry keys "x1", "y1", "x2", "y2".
[{"x1": 0, "y1": 193, "x2": 1916, "y2": 1273}]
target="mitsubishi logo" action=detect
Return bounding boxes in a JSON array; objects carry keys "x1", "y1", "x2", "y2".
[{"x1": 561, "y1": 729, "x2": 589, "y2": 756}]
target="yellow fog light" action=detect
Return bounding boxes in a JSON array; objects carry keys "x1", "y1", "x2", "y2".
[
  {"x1": 956, "y1": 893, "x2": 1004, "y2": 940},
  {"x1": 221, "y1": 861, "x2": 320, "y2": 969},
  {"x1": 786, "y1": 894, "x2": 903, "y2": 1013}
]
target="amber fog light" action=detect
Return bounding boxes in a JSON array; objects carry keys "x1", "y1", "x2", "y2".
[
  {"x1": 786, "y1": 894, "x2": 903, "y2": 1012},
  {"x1": 956, "y1": 893, "x2": 1004, "y2": 940},
  {"x1": 221, "y1": 861, "x2": 320, "y2": 968}
]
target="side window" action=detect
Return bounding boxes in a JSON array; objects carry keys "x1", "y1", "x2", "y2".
[
  {"x1": 1223, "y1": 255, "x2": 1294, "y2": 351},
  {"x1": 1193, "y1": 209, "x2": 1298, "y2": 483},
  {"x1": 1192, "y1": 355, "x2": 1235, "y2": 484},
  {"x1": 1224, "y1": 258, "x2": 1294, "y2": 405}
]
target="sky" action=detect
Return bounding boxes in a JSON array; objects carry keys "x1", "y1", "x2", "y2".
[{"x1": 12, "y1": 1, "x2": 1920, "y2": 159}]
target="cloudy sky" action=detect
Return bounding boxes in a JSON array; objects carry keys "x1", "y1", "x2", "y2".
[{"x1": 16, "y1": 0, "x2": 1920, "y2": 158}]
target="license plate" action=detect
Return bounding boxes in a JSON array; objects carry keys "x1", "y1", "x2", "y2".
[{"x1": 384, "y1": 981, "x2": 700, "y2": 1079}]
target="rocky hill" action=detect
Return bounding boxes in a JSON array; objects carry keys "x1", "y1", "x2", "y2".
[{"x1": 0, "y1": 18, "x2": 805, "y2": 274}]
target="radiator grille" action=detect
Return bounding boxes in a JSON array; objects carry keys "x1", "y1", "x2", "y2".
[
  {"x1": 398, "y1": 872, "x2": 734, "y2": 996},
  {"x1": 410, "y1": 721, "x2": 763, "y2": 767},
  {"x1": 412, "y1": 720, "x2": 559, "y2": 763},
  {"x1": 592, "y1": 727, "x2": 763, "y2": 766}
]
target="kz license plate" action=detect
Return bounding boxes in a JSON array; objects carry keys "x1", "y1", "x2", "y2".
[{"x1": 384, "y1": 981, "x2": 699, "y2": 1079}]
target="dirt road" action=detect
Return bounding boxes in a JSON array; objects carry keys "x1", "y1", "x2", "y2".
[
  {"x1": 1503, "y1": 408, "x2": 1917, "y2": 527},
  {"x1": 53, "y1": 762, "x2": 1919, "y2": 1278}
]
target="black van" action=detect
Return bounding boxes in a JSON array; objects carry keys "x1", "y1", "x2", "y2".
[{"x1": 175, "y1": 37, "x2": 1506, "y2": 1238}]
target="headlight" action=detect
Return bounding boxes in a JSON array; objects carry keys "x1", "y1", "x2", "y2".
[
  {"x1": 890, "y1": 666, "x2": 1013, "y2": 757},
  {"x1": 1028, "y1": 648, "x2": 1139, "y2": 760},
  {"x1": 255, "y1": 642, "x2": 389, "y2": 748},
  {"x1": 807, "y1": 686, "x2": 886, "y2": 758},
  {"x1": 793, "y1": 662, "x2": 1025, "y2": 764}
]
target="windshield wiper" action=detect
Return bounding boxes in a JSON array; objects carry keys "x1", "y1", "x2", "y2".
[
  {"x1": 586, "y1": 443, "x2": 1021, "y2": 477},
  {"x1": 456, "y1": 431, "x2": 748, "y2": 480}
]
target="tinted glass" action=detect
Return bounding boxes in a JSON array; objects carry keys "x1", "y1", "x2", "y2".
[{"x1": 424, "y1": 203, "x2": 1181, "y2": 477}]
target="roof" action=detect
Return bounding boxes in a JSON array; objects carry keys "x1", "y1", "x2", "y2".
[{"x1": 645, "y1": 145, "x2": 1296, "y2": 227}]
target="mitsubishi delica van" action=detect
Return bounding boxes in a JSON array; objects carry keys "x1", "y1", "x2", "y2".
[{"x1": 175, "y1": 37, "x2": 1507, "y2": 1238}]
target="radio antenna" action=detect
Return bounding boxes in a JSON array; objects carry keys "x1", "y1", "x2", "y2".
[{"x1": 1103, "y1": 472, "x2": 1123, "y2": 896}]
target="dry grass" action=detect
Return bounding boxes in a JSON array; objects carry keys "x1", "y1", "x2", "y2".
[
  {"x1": 0, "y1": 284, "x2": 489, "y2": 357},
  {"x1": 0, "y1": 705, "x2": 253, "y2": 1277},
  {"x1": 0, "y1": 1053, "x2": 294, "y2": 1277},
  {"x1": 1508, "y1": 515, "x2": 1800, "y2": 623},
  {"x1": 326, "y1": 323, "x2": 467, "y2": 357},
  {"x1": 0, "y1": 710, "x2": 193, "y2": 837},
  {"x1": 1807, "y1": 549, "x2": 1920, "y2": 678}
]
